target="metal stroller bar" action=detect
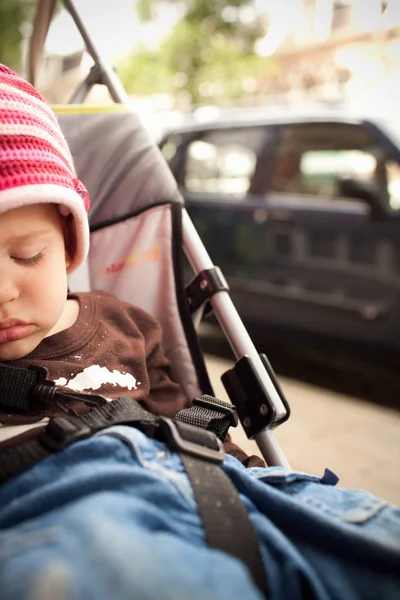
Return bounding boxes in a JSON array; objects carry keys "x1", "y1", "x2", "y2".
[
  {"x1": 182, "y1": 213, "x2": 290, "y2": 467},
  {"x1": 64, "y1": 0, "x2": 130, "y2": 105},
  {"x1": 48, "y1": 0, "x2": 290, "y2": 467}
]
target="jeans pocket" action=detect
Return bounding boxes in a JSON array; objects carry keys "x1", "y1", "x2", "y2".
[
  {"x1": 253, "y1": 467, "x2": 387, "y2": 525},
  {"x1": 300, "y1": 488, "x2": 387, "y2": 524},
  {"x1": 252, "y1": 467, "x2": 327, "y2": 493}
]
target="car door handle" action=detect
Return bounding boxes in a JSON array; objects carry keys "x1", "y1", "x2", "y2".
[
  {"x1": 252, "y1": 208, "x2": 269, "y2": 223},
  {"x1": 269, "y1": 209, "x2": 292, "y2": 221}
]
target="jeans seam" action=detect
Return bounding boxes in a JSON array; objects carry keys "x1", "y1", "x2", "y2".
[{"x1": 96, "y1": 428, "x2": 196, "y2": 508}]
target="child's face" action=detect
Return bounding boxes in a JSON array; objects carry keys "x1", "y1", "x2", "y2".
[{"x1": 0, "y1": 203, "x2": 72, "y2": 361}]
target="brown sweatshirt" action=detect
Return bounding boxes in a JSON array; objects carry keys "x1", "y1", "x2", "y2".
[{"x1": 0, "y1": 291, "x2": 264, "y2": 467}]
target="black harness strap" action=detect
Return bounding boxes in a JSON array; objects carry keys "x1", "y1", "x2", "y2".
[
  {"x1": 0, "y1": 397, "x2": 157, "y2": 483},
  {"x1": 175, "y1": 394, "x2": 238, "y2": 440},
  {"x1": 0, "y1": 364, "x2": 38, "y2": 412},
  {"x1": 181, "y1": 453, "x2": 268, "y2": 595},
  {"x1": 0, "y1": 365, "x2": 268, "y2": 597}
]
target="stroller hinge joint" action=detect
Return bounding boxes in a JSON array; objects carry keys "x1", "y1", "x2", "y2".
[
  {"x1": 186, "y1": 267, "x2": 229, "y2": 314},
  {"x1": 221, "y1": 354, "x2": 291, "y2": 438}
]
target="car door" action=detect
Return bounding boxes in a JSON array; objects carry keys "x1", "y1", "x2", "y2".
[
  {"x1": 164, "y1": 124, "x2": 276, "y2": 322},
  {"x1": 265, "y1": 120, "x2": 400, "y2": 351}
]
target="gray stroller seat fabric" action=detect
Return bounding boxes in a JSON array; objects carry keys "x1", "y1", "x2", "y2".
[
  {"x1": 57, "y1": 107, "x2": 205, "y2": 401},
  {"x1": 58, "y1": 109, "x2": 183, "y2": 225}
]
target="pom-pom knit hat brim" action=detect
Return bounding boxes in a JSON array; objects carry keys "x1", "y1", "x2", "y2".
[{"x1": 0, "y1": 64, "x2": 90, "y2": 273}]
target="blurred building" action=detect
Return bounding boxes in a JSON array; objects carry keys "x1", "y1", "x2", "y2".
[
  {"x1": 25, "y1": 4, "x2": 114, "y2": 105},
  {"x1": 33, "y1": 51, "x2": 82, "y2": 103},
  {"x1": 28, "y1": 0, "x2": 400, "y2": 115},
  {"x1": 257, "y1": 0, "x2": 400, "y2": 115}
]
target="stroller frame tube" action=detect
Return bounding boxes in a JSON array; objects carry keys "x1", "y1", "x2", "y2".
[
  {"x1": 63, "y1": 0, "x2": 131, "y2": 105},
  {"x1": 60, "y1": 0, "x2": 290, "y2": 468},
  {"x1": 182, "y1": 211, "x2": 290, "y2": 468}
]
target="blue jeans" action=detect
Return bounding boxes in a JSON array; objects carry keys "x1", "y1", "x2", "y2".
[{"x1": 0, "y1": 425, "x2": 399, "y2": 600}]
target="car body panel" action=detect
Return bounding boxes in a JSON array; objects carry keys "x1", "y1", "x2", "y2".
[{"x1": 159, "y1": 110, "x2": 400, "y2": 360}]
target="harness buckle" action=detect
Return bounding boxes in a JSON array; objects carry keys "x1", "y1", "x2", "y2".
[
  {"x1": 158, "y1": 418, "x2": 225, "y2": 464},
  {"x1": 192, "y1": 396, "x2": 239, "y2": 427},
  {"x1": 39, "y1": 417, "x2": 91, "y2": 452}
]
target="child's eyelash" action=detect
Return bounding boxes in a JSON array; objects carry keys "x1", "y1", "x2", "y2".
[{"x1": 13, "y1": 252, "x2": 44, "y2": 266}]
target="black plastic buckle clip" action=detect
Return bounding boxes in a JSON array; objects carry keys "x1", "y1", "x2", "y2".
[
  {"x1": 192, "y1": 396, "x2": 239, "y2": 428},
  {"x1": 158, "y1": 418, "x2": 226, "y2": 464},
  {"x1": 29, "y1": 365, "x2": 108, "y2": 413},
  {"x1": 39, "y1": 417, "x2": 92, "y2": 452}
]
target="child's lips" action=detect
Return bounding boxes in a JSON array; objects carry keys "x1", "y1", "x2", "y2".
[{"x1": 0, "y1": 320, "x2": 35, "y2": 343}]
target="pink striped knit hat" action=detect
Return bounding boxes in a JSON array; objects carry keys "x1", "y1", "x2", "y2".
[{"x1": 0, "y1": 64, "x2": 90, "y2": 273}]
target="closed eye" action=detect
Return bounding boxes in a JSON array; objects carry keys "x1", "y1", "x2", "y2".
[{"x1": 13, "y1": 252, "x2": 44, "y2": 266}]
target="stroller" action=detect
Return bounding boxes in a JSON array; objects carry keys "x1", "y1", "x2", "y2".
[
  {"x1": 2, "y1": 4, "x2": 400, "y2": 599},
  {"x1": 27, "y1": 0, "x2": 290, "y2": 469}
]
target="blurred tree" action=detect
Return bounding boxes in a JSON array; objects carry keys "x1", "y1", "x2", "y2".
[
  {"x1": 120, "y1": 0, "x2": 273, "y2": 105},
  {"x1": 137, "y1": 0, "x2": 264, "y2": 48},
  {"x1": 0, "y1": 0, "x2": 35, "y2": 71},
  {"x1": 118, "y1": 49, "x2": 174, "y2": 96}
]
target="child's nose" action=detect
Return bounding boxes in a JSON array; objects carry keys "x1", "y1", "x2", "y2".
[{"x1": 0, "y1": 273, "x2": 19, "y2": 305}]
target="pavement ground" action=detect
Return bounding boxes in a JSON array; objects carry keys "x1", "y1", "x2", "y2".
[{"x1": 205, "y1": 354, "x2": 400, "y2": 506}]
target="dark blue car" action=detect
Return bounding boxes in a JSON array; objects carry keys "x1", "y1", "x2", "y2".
[{"x1": 159, "y1": 108, "x2": 400, "y2": 366}]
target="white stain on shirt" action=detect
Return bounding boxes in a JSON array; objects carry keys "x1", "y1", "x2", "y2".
[{"x1": 54, "y1": 365, "x2": 140, "y2": 392}]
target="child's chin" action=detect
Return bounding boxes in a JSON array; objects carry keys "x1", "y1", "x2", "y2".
[{"x1": 0, "y1": 337, "x2": 42, "y2": 361}]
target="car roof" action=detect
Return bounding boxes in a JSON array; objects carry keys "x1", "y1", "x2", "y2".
[{"x1": 160, "y1": 105, "x2": 377, "y2": 136}]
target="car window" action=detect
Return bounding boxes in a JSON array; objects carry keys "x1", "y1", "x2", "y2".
[
  {"x1": 160, "y1": 134, "x2": 183, "y2": 165},
  {"x1": 386, "y1": 159, "x2": 400, "y2": 209},
  {"x1": 183, "y1": 127, "x2": 267, "y2": 197},
  {"x1": 271, "y1": 123, "x2": 397, "y2": 209}
]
